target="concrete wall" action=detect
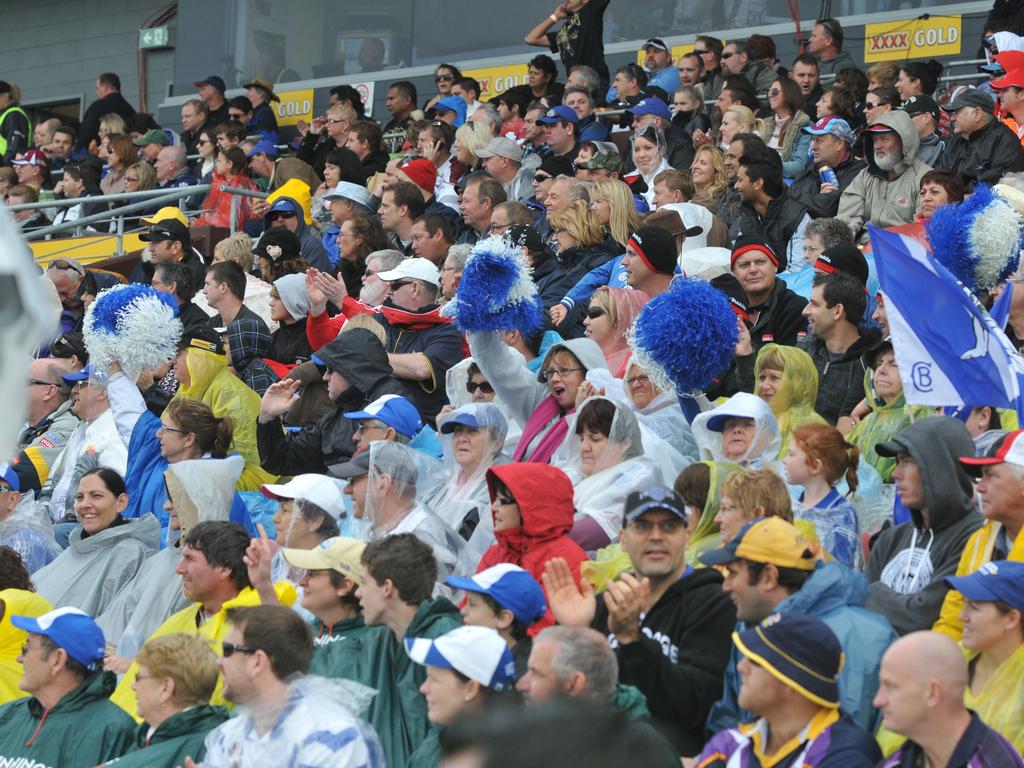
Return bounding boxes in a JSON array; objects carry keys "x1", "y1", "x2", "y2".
[{"x1": 0, "y1": 0, "x2": 175, "y2": 119}]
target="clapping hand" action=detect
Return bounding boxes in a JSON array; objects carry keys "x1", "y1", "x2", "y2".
[{"x1": 542, "y1": 557, "x2": 596, "y2": 627}]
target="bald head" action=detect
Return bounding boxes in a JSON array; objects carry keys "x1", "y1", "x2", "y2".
[
  {"x1": 27, "y1": 358, "x2": 68, "y2": 424},
  {"x1": 890, "y1": 631, "x2": 968, "y2": 695},
  {"x1": 155, "y1": 145, "x2": 186, "y2": 183}
]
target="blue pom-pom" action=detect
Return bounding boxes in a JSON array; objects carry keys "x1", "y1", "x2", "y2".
[
  {"x1": 443, "y1": 237, "x2": 544, "y2": 335},
  {"x1": 628, "y1": 277, "x2": 738, "y2": 394}
]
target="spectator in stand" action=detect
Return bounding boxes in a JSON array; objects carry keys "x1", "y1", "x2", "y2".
[
  {"x1": 524, "y1": 0, "x2": 610, "y2": 89},
  {"x1": 12, "y1": 150, "x2": 54, "y2": 208},
  {"x1": 0, "y1": 82, "x2": 29, "y2": 162},
  {"x1": 151, "y1": 261, "x2": 210, "y2": 332},
  {"x1": 452, "y1": 77, "x2": 482, "y2": 119},
  {"x1": 99, "y1": 134, "x2": 136, "y2": 196},
  {"x1": 416, "y1": 121, "x2": 462, "y2": 210},
  {"x1": 627, "y1": 97, "x2": 693, "y2": 172},
  {"x1": 839, "y1": 110, "x2": 931, "y2": 242},
  {"x1": 726, "y1": 237, "x2": 808, "y2": 347},
  {"x1": 816, "y1": 84, "x2": 858, "y2": 127},
  {"x1": 537, "y1": 105, "x2": 581, "y2": 163},
  {"x1": 50, "y1": 163, "x2": 104, "y2": 236},
  {"x1": 154, "y1": 145, "x2": 197, "y2": 194},
  {"x1": 479, "y1": 137, "x2": 536, "y2": 204},
  {"x1": 179, "y1": 98, "x2": 209, "y2": 160},
  {"x1": 204, "y1": 260, "x2": 270, "y2": 333},
  {"x1": 6, "y1": 184, "x2": 50, "y2": 233},
  {"x1": 698, "y1": 614, "x2": 882, "y2": 768},
  {"x1": 995, "y1": 68, "x2": 1024, "y2": 149},
  {"x1": 77, "y1": 72, "x2": 136, "y2": 153},
  {"x1": 47, "y1": 125, "x2": 76, "y2": 171},
  {"x1": 695, "y1": 36, "x2": 725, "y2": 105},
  {"x1": 690, "y1": 145, "x2": 729, "y2": 215},
  {"x1": 732, "y1": 150, "x2": 810, "y2": 265},
  {"x1": 761, "y1": 77, "x2": 812, "y2": 179},
  {"x1": 790, "y1": 54, "x2": 823, "y2": 121},
  {"x1": 619, "y1": 226, "x2": 676, "y2": 298},
  {"x1": 676, "y1": 52, "x2": 702, "y2": 89},
  {"x1": 937, "y1": 88, "x2": 1024, "y2": 189},
  {"x1": 896, "y1": 60, "x2": 944, "y2": 103},
  {"x1": 875, "y1": 631, "x2": 1024, "y2": 768},
  {"x1": 789, "y1": 117, "x2": 865, "y2": 219},
  {"x1": 900, "y1": 95, "x2": 946, "y2": 167},
  {"x1": 241, "y1": 76, "x2": 280, "y2": 140},
  {"x1": 267, "y1": 273, "x2": 313, "y2": 366},
  {"x1": 800, "y1": 271, "x2": 880, "y2": 427},
  {"x1": 807, "y1": 18, "x2": 856, "y2": 77},
  {"x1": 868, "y1": 61, "x2": 901, "y2": 92},
  {"x1": 866, "y1": 418, "x2": 984, "y2": 634},
  {"x1": 297, "y1": 103, "x2": 357, "y2": 180},
  {"x1": 192, "y1": 147, "x2": 258, "y2": 230},
  {"x1": 346, "y1": 119, "x2": 389, "y2": 178},
  {"x1": 458, "y1": 173, "x2": 507, "y2": 245},
  {"x1": 383, "y1": 81, "x2": 417, "y2": 136},
  {"x1": 721, "y1": 40, "x2": 775, "y2": 96},
  {"x1": 423, "y1": 63, "x2": 463, "y2": 112},
  {"x1": 672, "y1": 85, "x2": 710, "y2": 139},
  {"x1": 863, "y1": 86, "x2": 901, "y2": 132},
  {"x1": 411, "y1": 212, "x2": 455, "y2": 266},
  {"x1": 562, "y1": 86, "x2": 609, "y2": 144},
  {"x1": 263, "y1": 178, "x2": 333, "y2": 272},
  {"x1": 193, "y1": 75, "x2": 228, "y2": 126}
]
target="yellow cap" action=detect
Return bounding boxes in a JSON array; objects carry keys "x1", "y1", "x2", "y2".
[
  {"x1": 141, "y1": 206, "x2": 188, "y2": 226},
  {"x1": 281, "y1": 537, "x2": 367, "y2": 583}
]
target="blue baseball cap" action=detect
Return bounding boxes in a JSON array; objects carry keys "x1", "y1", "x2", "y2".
[
  {"x1": 628, "y1": 97, "x2": 672, "y2": 122},
  {"x1": 61, "y1": 363, "x2": 108, "y2": 386},
  {"x1": 802, "y1": 116, "x2": 856, "y2": 144},
  {"x1": 12, "y1": 608, "x2": 106, "y2": 671},
  {"x1": 433, "y1": 96, "x2": 467, "y2": 127},
  {"x1": 343, "y1": 394, "x2": 423, "y2": 438},
  {"x1": 405, "y1": 625, "x2": 517, "y2": 691},
  {"x1": 246, "y1": 139, "x2": 279, "y2": 158},
  {"x1": 193, "y1": 75, "x2": 227, "y2": 93},
  {"x1": 446, "y1": 564, "x2": 548, "y2": 625},
  {"x1": 0, "y1": 462, "x2": 19, "y2": 493},
  {"x1": 946, "y1": 561, "x2": 1024, "y2": 613},
  {"x1": 536, "y1": 105, "x2": 579, "y2": 126},
  {"x1": 439, "y1": 411, "x2": 484, "y2": 434}
]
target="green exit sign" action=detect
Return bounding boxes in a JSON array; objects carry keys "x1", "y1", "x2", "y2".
[{"x1": 139, "y1": 26, "x2": 171, "y2": 50}]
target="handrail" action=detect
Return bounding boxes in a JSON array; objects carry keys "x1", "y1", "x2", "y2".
[
  {"x1": 5, "y1": 184, "x2": 212, "y2": 213},
  {"x1": 24, "y1": 185, "x2": 212, "y2": 241}
]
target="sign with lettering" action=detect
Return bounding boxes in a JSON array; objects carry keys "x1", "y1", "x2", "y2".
[
  {"x1": 864, "y1": 15, "x2": 961, "y2": 62},
  {"x1": 463, "y1": 64, "x2": 530, "y2": 100},
  {"x1": 274, "y1": 88, "x2": 314, "y2": 127}
]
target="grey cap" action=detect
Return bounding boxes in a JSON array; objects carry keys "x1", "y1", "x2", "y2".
[
  {"x1": 944, "y1": 87, "x2": 995, "y2": 113},
  {"x1": 476, "y1": 136, "x2": 523, "y2": 163},
  {"x1": 327, "y1": 449, "x2": 371, "y2": 479},
  {"x1": 323, "y1": 181, "x2": 373, "y2": 211}
]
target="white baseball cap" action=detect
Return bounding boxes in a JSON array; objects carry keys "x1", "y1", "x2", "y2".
[
  {"x1": 377, "y1": 257, "x2": 441, "y2": 288},
  {"x1": 260, "y1": 474, "x2": 345, "y2": 519},
  {"x1": 405, "y1": 625, "x2": 516, "y2": 691}
]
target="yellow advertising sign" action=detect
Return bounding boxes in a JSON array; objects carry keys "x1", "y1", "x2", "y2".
[
  {"x1": 864, "y1": 15, "x2": 961, "y2": 62},
  {"x1": 463, "y1": 64, "x2": 530, "y2": 100},
  {"x1": 636, "y1": 43, "x2": 694, "y2": 65},
  {"x1": 273, "y1": 88, "x2": 314, "y2": 127}
]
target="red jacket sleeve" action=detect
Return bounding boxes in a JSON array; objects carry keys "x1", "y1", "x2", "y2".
[{"x1": 305, "y1": 299, "x2": 376, "y2": 350}]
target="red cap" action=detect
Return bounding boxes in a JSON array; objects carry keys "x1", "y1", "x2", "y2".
[
  {"x1": 960, "y1": 429, "x2": 1024, "y2": 475},
  {"x1": 12, "y1": 149, "x2": 47, "y2": 168},
  {"x1": 398, "y1": 158, "x2": 437, "y2": 194},
  {"x1": 992, "y1": 69, "x2": 1024, "y2": 90}
]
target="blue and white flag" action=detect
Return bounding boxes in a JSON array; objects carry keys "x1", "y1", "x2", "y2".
[{"x1": 870, "y1": 224, "x2": 1024, "y2": 419}]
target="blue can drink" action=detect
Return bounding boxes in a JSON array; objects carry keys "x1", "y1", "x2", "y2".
[{"x1": 819, "y1": 165, "x2": 839, "y2": 187}]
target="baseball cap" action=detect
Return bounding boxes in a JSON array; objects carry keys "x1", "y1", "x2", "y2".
[
  {"x1": 343, "y1": 394, "x2": 423, "y2": 438},
  {"x1": 536, "y1": 105, "x2": 579, "y2": 126},
  {"x1": 801, "y1": 116, "x2": 855, "y2": 144},
  {"x1": 246, "y1": 138, "x2": 279, "y2": 158},
  {"x1": 732, "y1": 613, "x2": 843, "y2": 708},
  {"x1": 261, "y1": 473, "x2": 345, "y2": 519},
  {"x1": 900, "y1": 95, "x2": 942, "y2": 121},
  {"x1": 960, "y1": 429, "x2": 1024, "y2": 475},
  {"x1": 12, "y1": 608, "x2": 106, "y2": 671},
  {"x1": 992, "y1": 69, "x2": 1024, "y2": 89},
  {"x1": 814, "y1": 244, "x2": 868, "y2": 286},
  {"x1": 323, "y1": 181, "x2": 373, "y2": 211},
  {"x1": 405, "y1": 625, "x2": 517, "y2": 692},
  {"x1": 377, "y1": 257, "x2": 441, "y2": 288},
  {"x1": 439, "y1": 410, "x2": 486, "y2": 434},
  {"x1": 575, "y1": 144, "x2": 622, "y2": 172},
  {"x1": 61, "y1": 363, "x2": 108, "y2": 386},
  {"x1": 627, "y1": 97, "x2": 672, "y2": 122},
  {"x1": 141, "y1": 206, "x2": 189, "y2": 227},
  {"x1": 178, "y1": 325, "x2": 225, "y2": 355},
  {"x1": 327, "y1": 449, "x2": 371, "y2": 480},
  {"x1": 627, "y1": 226, "x2": 677, "y2": 275},
  {"x1": 0, "y1": 462, "x2": 19, "y2": 493},
  {"x1": 267, "y1": 199, "x2": 300, "y2": 218},
  {"x1": 446, "y1": 563, "x2": 548, "y2": 624},
  {"x1": 700, "y1": 517, "x2": 820, "y2": 570},
  {"x1": 642, "y1": 38, "x2": 670, "y2": 53},
  {"x1": 536, "y1": 156, "x2": 575, "y2": 179},
  {"x1": 281, "y1": 536, "x2": 367, "y2": 584},
  {"x1": 193, "y1": 75, "x2": 226, "y2": 93},
  {"x1": 140, "y1": 219, "x2": 191, "y2": 247},
  {"x1": 11, "y1": 149, "x2": 47, "y2": 168},
  {"x1": 133, "y1": 129, "x2": 169, "y2": 147},
  {"x1": 623, "y1": 485, "x2": 689, "y2": 525},
  {"x1": 945, "y1": 88, "x2": 996, "y2": 113},
  {"x1": 433, "y1": 96, "x2": 468, "y2": 127},
  {"x1": 506, "y1": 224, "x2": 545, "y2": 252},
  {"x1": 946, "y1": 560, "x2": 1024, "y2": 613},
  {"x1": 477, "y1": 137, "x2": 524, "y2": 163}
]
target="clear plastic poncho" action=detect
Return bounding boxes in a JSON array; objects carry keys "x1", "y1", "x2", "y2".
[
  {"x1": 445, "y1": 357, "x2": 523, "y2": 454},
  {"x1": 685, "y1": 460, "x2": 742, "y2": 567},
  {"x1": 621, "y1": 361, "x2": 699, "y2": 462},
  {"x1": 0, "y1": 494, "x2": 61, "y2": 574},
  {"x1": 692, "y1": 391, "x2": 783, "y2": 472},
  {"x1": 425, "y1": 403, "x2": 510, "y2": 566},
  {"x1": 755, "y1": 343, "x2": 826, "y2": 458},
  {"x1": 364, "y1": 440, "x2": 473, "y2": 581},
  {"x1": 555, "y1": 396, "x2": 688, "y2": 542}
]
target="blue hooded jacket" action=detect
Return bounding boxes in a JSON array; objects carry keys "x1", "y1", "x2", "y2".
[{"x1": 706, "y1": 560, "x2": 896, "y2": 735}]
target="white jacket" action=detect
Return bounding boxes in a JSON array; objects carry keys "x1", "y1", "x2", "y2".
[{"x1": 45, "y1": 408, "x2": 128, "y2": 522}]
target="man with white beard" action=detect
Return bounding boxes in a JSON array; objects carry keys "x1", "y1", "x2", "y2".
[{"x1": 838, "y1": 109, "x2": 931, "y2": 244}]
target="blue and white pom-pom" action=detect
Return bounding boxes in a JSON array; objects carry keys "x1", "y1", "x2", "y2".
[
  {"x1": 927, "y1": 183, "x2": 1023, "y2": 293},
  {"x1": 628, "y1": 277, "x2": 738, "y2": 394},
  {"x1": 442, "y1": 236, "x2": 544, "y2": 335},
  {"x1": 83, "y1": 284, "x2": 182, "y2": 375}
]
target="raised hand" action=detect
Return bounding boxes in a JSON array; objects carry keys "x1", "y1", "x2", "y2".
[
  {"x1": 549, "y1": 304, "x2": 568, "y2": 326},
  {"x1": 542, "y1": 557, "x2": 596, "y2": 627},
  {"x1": 244, "y1": 523, "x2": 280, "y2": 604},
  {"x1": 259, "y1": 379, "x2": 302, "y2": 421}
]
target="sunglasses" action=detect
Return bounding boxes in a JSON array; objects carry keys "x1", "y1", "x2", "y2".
[
  {"x1": 221, "y1": 641, "x2": 259, "y2": 658},
  {"x1": 435, "y1": 74, "x2": 455, "y2": 82},
  {"x1": 466, "y1": 380, "x2": 495, "y2": 394},
  {"x1": 197, "y1": 139, "x2": 213, "y2": 145},
  {"x1": 327, "y1": 118, "x2": 345, "y2": 124},
  {"x1": 864, "y1": 101, "x2": 880, "y2": 109},
  {"x1": 721, "y1": 52, "x2": 734, "y2": 60},
  {"x1": 585, "y1": 306, "x2": 606, "y2": 320},
  {"x1": 693, "y1": 48, "x2": 710, "y2": 55},
  {"x1": 389, "y1": 280, "x2": 413, "y2": 290},
  {"x1": 534, "y1": 173, "x2": 552, "y2": 183},
  {"x1": 48, "y1": 258, "x2": 86, "y2": 276},
  {"x1": 268, "y1": 212, "x2": 296, "y2": 221},
  {"x1": 768, "y1": 88, "x2": 781, "y2": 96}
]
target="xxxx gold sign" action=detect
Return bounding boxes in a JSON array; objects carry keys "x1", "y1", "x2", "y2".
[{"x1": 864, "y1": 15, "x2": 961, "y2": 62}]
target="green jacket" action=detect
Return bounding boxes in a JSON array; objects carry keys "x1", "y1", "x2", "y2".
[
  {"x1": 102, "y1": 705, "x2": 228, "y2": 767},
  {"x1": 612, "y1": 684, "x2": 682, "y2": 765},
  {"x1": 308, "y1": 615, "x2": 376, "y2": 681},
  {"x1": 354, "y1": 598, "x2": 462, "y2": 768},
  {"x1": 406, "y1": 728, "x2": 442, "y2": 768},
  {"x1": 0, "y1": 671, "x2": 136, "y2": 768}
]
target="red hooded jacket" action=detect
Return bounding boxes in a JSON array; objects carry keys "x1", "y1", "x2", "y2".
[{"x1": 477, "y1": 463, "x2": 588, "y2": 634}]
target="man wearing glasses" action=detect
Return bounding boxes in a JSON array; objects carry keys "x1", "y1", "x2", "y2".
[
  {"x1": 13, "y1": 359, "x2": 78, "y2": 497},
  {"x1": 544, "y1": 486, "x2": 737, "y2": 757}
]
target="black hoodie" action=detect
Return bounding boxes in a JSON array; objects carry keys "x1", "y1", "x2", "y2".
[
  {"x1": 799, "y1": 326, "x2": 882, "y2": 425},
  {"x1": 592, "y1": 567, "x2": 736, "y2": 757},
  {"x1": 256, "y1": 327, "x2": 405, "y2": 474}
]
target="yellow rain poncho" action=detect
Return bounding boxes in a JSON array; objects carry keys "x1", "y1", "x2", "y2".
[
  {"x1": 846, "y1": 368, "x2": 928, "y2": 482},
  {"x1": 964, "y1": 643, "x2": 1024, "y2": 754},
  {"x1": 172, "y1": 346, "x2": 278, "y2": 491},
  {"x1": 0, "y1": 589, "x2": 53, "y2": 704},
  {"x1": 685, "y1": 461, "x2": 741, "y2": 567},
  {"x1": 755, "y1": 344, "x2": 825, "y2": 458}
]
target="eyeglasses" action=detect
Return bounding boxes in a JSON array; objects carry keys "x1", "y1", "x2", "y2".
[
  {"x1": 768, "y1": 88, "x2": 781, "y2": 96},
  {"x1": 221, "y1": 641, "x2": 260, "y2": 658},
  {"x1": 490, "y1": 223, "x2": 511, "y2": 234},
  {"x1": 435, "y1": 74, "x2": 455, "y2": 82},
  {"x1": 327, "y1": 118, "x2": 345, "y2": 124},
  {"x1": 124, "y1": 176, "x2": 140, "y2": 183},
  {"x1": 466, "y1": 380, "x2": 495, "y2": 394},
  {"x1": 540, "y1": 366, "x2": 584, "y2": 382},
  {"x1": 354, "y1": 422, "x2": 388, "y2": 435},
  {"x1": 585, "y1": 306, "x2": 606, "y2": 320},
  {"x1": 627, "y1": 517, "x2": 685, "y2": 535},
  {"x1": 29, "y1": 379, "x2": 58, "y2": 387},
  {"x1": 625, "y1": 373, "x2": 650, "y2": 386},
  {"x1": 693, "y1": 48, "x2": 710, "y2": 55},
  {"x1": 0, "y1": 484, "x2": 14, "y2": 494},
  {"x1": 158, "y1": 423, "x2": 189, "y2": 435}
]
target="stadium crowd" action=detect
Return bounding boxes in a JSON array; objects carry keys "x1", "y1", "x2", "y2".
[{"x1": 3, "y1": 0, "x2": 1024, "y2": 765}]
